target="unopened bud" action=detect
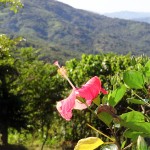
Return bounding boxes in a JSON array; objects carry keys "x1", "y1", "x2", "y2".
[{"x1": 54, "y1": 61, "x2": 60, "y2": 68}]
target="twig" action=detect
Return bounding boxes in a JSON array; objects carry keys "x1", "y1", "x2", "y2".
[
  {"x1": 123, "y1": 142, "x2": 134, "y2": 150},
  {"x1": 87, "y1": 123, "x2": 115, "y2": 142}
]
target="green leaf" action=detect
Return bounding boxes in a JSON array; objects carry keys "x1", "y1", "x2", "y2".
[
  {"x1": 120, "y1": 111, "x2": 145, "y2": 122},
  {"x1": 102, "y1": 94, "x2": 109, "y2": 105},
  {"x1": 137, "y1": 135, "x2": 148, "y2": 150},
  {"x1": 127, "y1": 98, "x2": 145, "y2": 105},
  {"x1": 97, "y1": 112, "x2": 113, "y2": 127},
  {"x1": 93, "y1": 96, "x2": 100, "y2": 106},
  {"x1": 74, "y1": 137, "x2": 104, "y2": 150},
  {"x1": 121, "y1": 140, "x2": 127, "y2": 149},
  {"x1": 144, "y1": 60, "x2": 150, "y2": 77},
  {"x1": 121, "y1": 122, "x2": 150, "y2": 135},
  {"x1": 109, "y1": 84, "x2": 126, "y2": 107},
  {"x1": 123, "y1": 70, "x2": 144, "y2": 89},
  {"x1": 120, "y1": 111, "x2": 150, "y2": 135},
  {"x1": 124, "y1": 129, "x2": 147, "y2": 141}
]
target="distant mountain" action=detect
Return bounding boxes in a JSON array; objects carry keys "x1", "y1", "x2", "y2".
[
  {"x1": 1, "y1": 1, "x2": 150, "y2": 62},
  {"x1": 104, "y1": 11, "x2": 150, "y2": 23},
  {"x1": 134, "y1": 17, "x2": 150, "y2": 24}
]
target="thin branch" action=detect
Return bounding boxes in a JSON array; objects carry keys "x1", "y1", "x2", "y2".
[
  {"x1": 123, "y1": 142, "x2": 134, "y2": 150},
  {"x1": 87, "y1": 123, "x2": 115, "y2": 142}
]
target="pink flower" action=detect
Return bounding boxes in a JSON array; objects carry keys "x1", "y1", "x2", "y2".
[
  {"x1": 56, "y1": 76, "x2": 108, "y2": 121},
  {"x1": 56, "y1": 89, "x2": 76, "y2": 121}
]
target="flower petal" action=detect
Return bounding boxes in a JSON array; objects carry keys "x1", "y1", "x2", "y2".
[
  {"x1": 56, "y1": 89, "x2": 76, "y2": 121},
  {"x1": 77, "y1": 76, "x2": 101, "y2": 100},
  {"x1": 101, "y1": 87, "x2": 108, "y2": 94},
  {"x1": 74, "y1": 99, "x2": 88, "y2": 110},
  {"x1": 76, "y1": 76, "x2": 108, "y2": 107}
]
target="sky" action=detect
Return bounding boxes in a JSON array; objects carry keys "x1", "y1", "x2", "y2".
[{"x1": 56, "y1": 0, "x2": 150, "y2": 14}]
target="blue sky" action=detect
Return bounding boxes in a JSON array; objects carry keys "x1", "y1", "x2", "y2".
[{"x1": 56, "y1": 0, "x2": 150, "y2": 14}]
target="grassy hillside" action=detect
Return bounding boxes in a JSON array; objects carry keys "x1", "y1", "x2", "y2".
[{"x1": 1, "y1": 0, "x2": 150, "y2": 62}]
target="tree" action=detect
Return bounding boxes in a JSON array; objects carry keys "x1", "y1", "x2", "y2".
[
  {"x1": 0, "y1": 35, "x2": 28, "y2": 145},
  {"x1": 0, "y1": 0, "x2": 65, "y2": 147},
  {"x1": 0, "y1": 0, "x2": 23, "y2": 13},
  {"x1": 14, "y1": 47, "x2": 65, "y2": 149}
]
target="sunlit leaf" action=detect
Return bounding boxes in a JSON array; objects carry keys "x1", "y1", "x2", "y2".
[
  {"x1": 74, "y1": 137, "x2": 104, "y2": 150},
  {"x1": 102, "y1": 94, "x2": 109, "y2": 104},
  {"x1": 124, "y1": 129, "x2": 147, "y2": 141},
  {"x1": 120, "y1": 111, "x2": 145, "y2": 122},
  {"x1": 93, "y1": 95, "x2": 100, "y2": 106},
  {"x1": 109, "y1": 84, "x2": 126, "y2": 107},
  {"x1": 127, "y1": 98, "x2": 145, "y2": 105},
  {"x1": 123, "y1": 70, "x2": 144, "y2": 89},
  {"x1": 121, "y1": 122, "x2": 150, "y2": 135},
  {"x1": 121, "y1": 140, "x2": 126, "y2": 149},
  {"x1": 120, "y1": 111, "x2": 150, "y2": 136},
  {"x1": 144, "y1": 60, "x2": 150, "y2": 77}
]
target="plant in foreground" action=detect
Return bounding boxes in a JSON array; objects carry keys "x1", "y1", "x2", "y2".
[
  {"x1": 54, "y1": 61, "x2": 150, "y2": 150},
  {"x1": 54, "y1": 61, "x2": 107, "y2": 121}
]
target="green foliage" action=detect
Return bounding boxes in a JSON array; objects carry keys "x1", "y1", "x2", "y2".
[
  {"x1": 63, "y1": 53, "x2": 150, "y2": 149},
  {"x1": 0, "y1": 34, "x2": 65, "y2": 146},
  {"x1": 120, "y1": 111, "x2": 145, "y2": 122},
  {"x1": 0, "y1": 34, "x2": 28, "y2": 145},
  {"x1": 144, "y1": 60, "x2": 150, "y2": 77},
  {"x1": 97, "y1": 112, "x2": 113, "y2": 127},
  {"x1": 0, "y1": 0, "x2": 23, "y2": 13},
  {"x1": 1, "y1": 33, "x2": 150, "y2": 150},
  {"x1": 123, "y1": 70, "x2": 145, "y2": 89},
  {"x1": 108, "y1": 84, "x2": 126, "y2": 107},
  {"x1": 127, "y1": 98, "x2": 146, "y2": 105},
  {"x1": 11, "y1": 47, "x2": 65, "y2": 148}
]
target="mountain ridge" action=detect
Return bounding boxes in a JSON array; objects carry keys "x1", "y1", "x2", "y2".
[{"x1": 104, "y1": 11, "x2": 150, "y2": 23}]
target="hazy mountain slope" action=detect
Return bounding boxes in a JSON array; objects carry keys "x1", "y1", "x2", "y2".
[
  {"x1": 134, "y1": 17, "x2": 150, "y2": 24},
  {"x1": 1, "y1": 1, "x2": 150, "y2": 61},
  {"x1": 104, "y1": 11, "x2": 150, "y2": 23}
]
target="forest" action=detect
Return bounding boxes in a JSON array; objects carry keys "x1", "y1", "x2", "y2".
[
  {"x1": 2, "y1": 0, "x2": 150, "y2": 62},
  {"x1": 0, "y1": 0, "x2": 150, "y2": 150}
]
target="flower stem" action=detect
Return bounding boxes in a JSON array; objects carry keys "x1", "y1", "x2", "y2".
[
  {"x1": 87, "y1": 123, "x2": 115, "y2": 142},
  {"x1": 132, "y1": 90, "x2": 150, "y2": 107},
  {"x1": 63, "y1": 74, "x2": 76, "y2": 89}
]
